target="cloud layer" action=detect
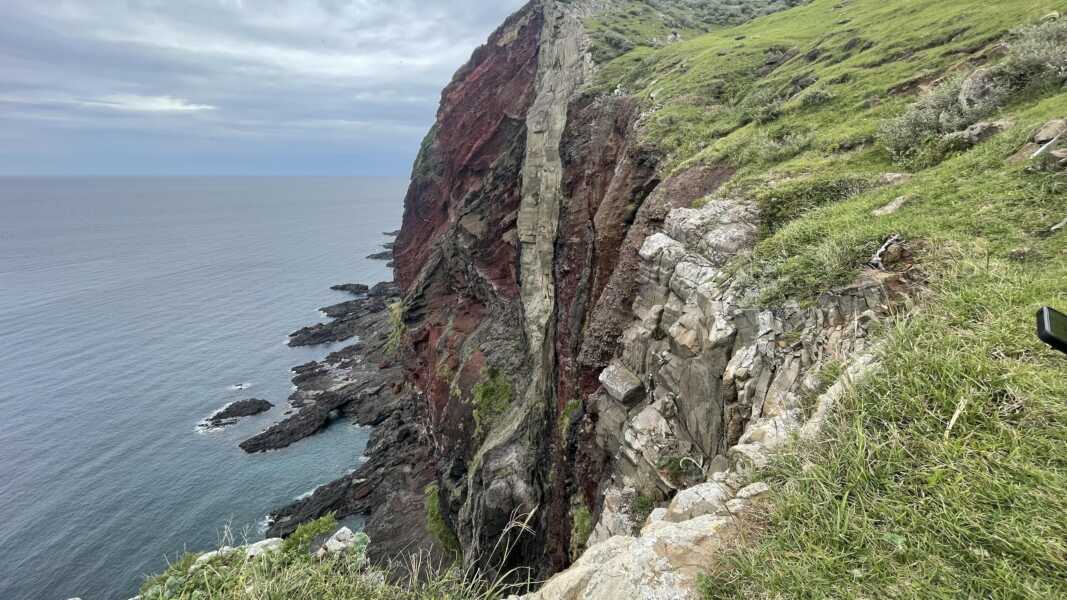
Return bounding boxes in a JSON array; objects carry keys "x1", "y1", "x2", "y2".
[{"x1": 0, "y1": 0, "x2": 525, "y2": 175}]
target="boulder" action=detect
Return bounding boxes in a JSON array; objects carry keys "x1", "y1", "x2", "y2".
[
  {"x1": 191, "y1": 546, "x2": 236, "y2": 570},
  {"x1": 314, "y1": 526, "x2": 367, "y2": 558},
  {"x1": 872, "y1": 195, "x2": 909, "y2": 217},
  {"x1": 586, "y1": 486, "x2": 638, "y2": 547},
  {"x1": 1034, "y1": 119, "x2": 1066, "y2": 145},
  {"x1": 957, "y1": 68, "x2": 998, "y2": 113},
  {"x1": 664, "y1": 481, "x2": 731, "y2": 522},
  {"x1": 735, "y1": 481, "x2": 771, "y2": 500},
  {"x1": 522, "y1": 515, "x2": 737, "y2": 600},
  {"x1": 245, "y1": 537, "x2": 283, "y2": 559},
  {"x1": 941, "y1": 119, "x2": 1009, "y2": 150},
  {"x1": 599, "y1": 362, "x2": 645, "y2": 405}
]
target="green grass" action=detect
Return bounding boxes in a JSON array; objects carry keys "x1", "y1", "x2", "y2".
[
  {"x1": 577, "y1": 1, "x2": 1067, "y2": 597},
  {"x1": 139, "y1": 517, "x2": 515, "y2": 600},
  {"x1": 569, "y1": 504, "x2": 594, "y2": 561},
  {"x1": 471, "y1": 367, "x2": 513, "y2": 438},
  {"x1": 580, "y1": 1, "x2": 1067, "y2": 597},
  {"x1": 701, "y1": 252, "x2": 1067, "y2": 599},
  {"x1": 584, "y1": 1, "x2": 809, "y2": 64},
  {"x1": 425, "y1": 484, "x2": 462, "y2": 558}
]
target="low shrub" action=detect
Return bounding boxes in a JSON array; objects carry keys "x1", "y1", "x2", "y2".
[
  {"x1": 738, "y1": 87, "x2": 785, "y2": 124},
  {"x1": 880, "y1": 18, "x2": 1067, "y2": 166}
]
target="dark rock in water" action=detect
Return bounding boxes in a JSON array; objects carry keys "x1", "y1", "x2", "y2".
[
  {"x1": 205, "y1": 398, "x2": 273, "y2": 427},
  {"x1": 239, "y1": 388, "x2": 351, "y2": 453},
  {"x1": 366, "y1": 250, "x2": 393, "y2": 261},
  {"x1": 383, "y1": 229, "x2": 401, "y2": 237},
  {"x1": 289, "y1": 288, "x2": 396, "y2": 347},
  {"x1": 250, "y1": 278, "x2": 440, "y2": 565},
  {"x1": 381, "y1": 241, "x2": 395, "y2": 250},
  {"x1": 330, "y1": 283, "x2": 369, "y2": 295},
  {"x1": 248, "y1": 282, "x2": 401, "y2": 451}
]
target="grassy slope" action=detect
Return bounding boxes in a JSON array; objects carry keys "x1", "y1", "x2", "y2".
[
  {"x1": 140, "y1": 1, "x2": 1066, "y2": 598},
  {"x1": 137, "y1": 516, "x2": 518, "y2": 600},
  {"x1": 584, "y1": 0, "x2": 1067, "y2": 597}
]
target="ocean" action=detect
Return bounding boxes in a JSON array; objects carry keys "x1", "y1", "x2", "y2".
[{"x1": 0, "y1": 177, "x2": 406, "y2": 600}]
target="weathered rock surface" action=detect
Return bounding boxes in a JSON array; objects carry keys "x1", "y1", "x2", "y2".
[
  {"x1": 202, "y1": 398, "x2": 273, "y2": 428},
  {"x1": 524, "y1": 180, "x2": 910, "y2": 598},
  {"x1": 288, "y1": 286, "x2": 398, "y2": 347},
  {"x1": 331, "y1": 283, "x2": 370, "y2": 295},
  {"x1": 245, "y1": 538, "x2": 283, "y2": 559},
  {"x1": 235, "y1": 281, "x2": 441, "y2": 566}
]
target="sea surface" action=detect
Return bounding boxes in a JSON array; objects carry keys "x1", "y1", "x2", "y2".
[{"x1": 0, "y1": 177, "x2": 406, "y2": 600}]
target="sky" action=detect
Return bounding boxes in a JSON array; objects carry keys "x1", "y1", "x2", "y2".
[{"x1": 0, "y1": 0, "x2": 527, "y2": 176}]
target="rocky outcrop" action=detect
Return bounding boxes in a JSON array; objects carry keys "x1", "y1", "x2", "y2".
[
  {"x1": 201, "y1": 398, "x2": 273, "y2": 428},
  {"x1": 287, "y1": 283, "x2": 399, "y2": 347},
  {"x1": 234, "y1": 280, "x2": 441, "y2": 565},
  {"x1": 516, "y1": 177, "x2": 912, "y2": 597},
  {"x1": 381, "y1": 0, "x2": 787, "y2": 581}
]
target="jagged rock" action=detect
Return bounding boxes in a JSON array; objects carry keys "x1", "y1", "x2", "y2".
[
  {"x1": 191, "y1": 546, "x2": 236, "y2": 570},
  {"x1": 599, "y1": 362, "x2": 645, "y2": 405},
  {"x1": 330, "y1": 283, "x2": 370, "y2": 295},
  {"x1": 663, "y1": 481, "x2": 731, "y2": 522},
  {"x1": 873, "y1": 195, "x2": 909, "y2": 216},
  {"x1": 941, "y1": 119, "x2": 1010, "y2": 149},
  {"x1": 366, "y1": 250, "x2": 392, "y2": 261},
  {"x1": 245, "y1": 538, "x2": 283, "y2": 559},
  {"x1": 314, "y1": 527, "x2": 367, "y2": 558},
  {"x1": 204, "y1": 398, "x2": 273, "y2": 427},
  {"x1": 1034, "y1": 119, "x2": 1066, "y2": 144},
  {"x1": 523, "y1": 515, "x2": 737, "y2": 600},
  {"x1": 586, "y1": 486, "x2": 638, "y2": 546},
  {"x1": 289, "y1": 284, "x2": 397, "y2": 347},
  {"x1": 956, "y1": 67, "x2": 998, "y2": 113}
]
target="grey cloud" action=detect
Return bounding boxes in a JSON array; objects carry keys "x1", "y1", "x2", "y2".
[{"x1": 0, "y1": 0, "x2": 527, "y2": 175}]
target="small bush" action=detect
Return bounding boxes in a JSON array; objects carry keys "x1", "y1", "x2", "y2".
[
  {"x1": 878, "y1": 74, "x2": 1003, "y2": 163},
  {"x1": 738, "y1": 87, "x2": 785, "y2": 124},
  {"x1": 557, "y1": 398, "x2": 582, "y2": 439},
  {"x1": 880, "y1": 18, "x2": 1067, "y2": 166},
  {"x1": 472, "y1": 368, "x2": 513, "y2": 438},
  {"x1": 631, "y1": 493, "x2": 659, "y2": 526},
  {"x1": 794, "y1": 87, "x2": 834, "y2": 109},
  {"x1": 998, "y1": 18, "x2": 1067, "y2": 92},
  {"x1": 739, "y1": 129, "x2": 813, "y2": 165}
]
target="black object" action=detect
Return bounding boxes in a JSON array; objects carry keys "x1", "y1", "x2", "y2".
[{"x1": 1037, "y1": 307, "x2": 1067, "y2": 355}]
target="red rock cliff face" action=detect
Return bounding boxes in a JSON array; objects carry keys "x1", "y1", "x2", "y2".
[{"x1": 391, "y1": 0, "x2": 734, "y2": 577}]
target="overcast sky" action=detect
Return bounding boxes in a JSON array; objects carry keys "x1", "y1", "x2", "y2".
[{"x1": 0, "y1": 0, "x2": 526, "y2": 176}]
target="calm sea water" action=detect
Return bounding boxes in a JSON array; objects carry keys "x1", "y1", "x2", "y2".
[{"x1": 0, "y1": 177, "x2": 406, "y2": 600}]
